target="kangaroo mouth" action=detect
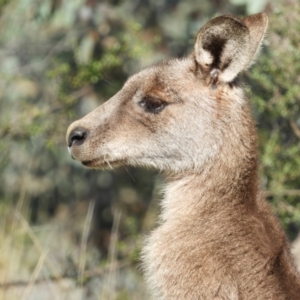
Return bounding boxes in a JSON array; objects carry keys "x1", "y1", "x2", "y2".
[{"x1": 82, "y1": 158, "x2": 123, "y2": 169}]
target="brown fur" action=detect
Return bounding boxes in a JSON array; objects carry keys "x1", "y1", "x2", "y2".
[{"x1": 66, "y1": 13, "x2": 300, "y2": 299}]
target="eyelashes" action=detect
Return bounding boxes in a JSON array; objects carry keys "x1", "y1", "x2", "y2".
[{"x1": 138, "y1": 96, "x2": 168, "y2": 114}]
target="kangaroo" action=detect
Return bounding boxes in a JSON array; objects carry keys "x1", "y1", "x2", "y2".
[{"x1": 66, "y1": 13, "x2": 300, "y2": 299}]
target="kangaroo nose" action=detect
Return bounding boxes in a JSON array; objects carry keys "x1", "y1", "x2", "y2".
[{"x1": 68, "y1": 127, "x2": 88, "y2": 147}]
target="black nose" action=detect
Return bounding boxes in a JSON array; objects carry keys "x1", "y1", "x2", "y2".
[{"x1": 68, "y1": 127, "x2": 88, "y2": 147}]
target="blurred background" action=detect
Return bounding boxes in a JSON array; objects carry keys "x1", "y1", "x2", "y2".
[{"x1": 0, "y1": 0, "x2": 300, "y2": 299}]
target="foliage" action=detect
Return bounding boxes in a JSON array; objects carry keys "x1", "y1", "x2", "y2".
[
  {"x1": 0, "y1": 0, "x2": 300, "y2": 298},
  {"x1": 247, "y1": 0, "x2": 300, "y2": 237}
]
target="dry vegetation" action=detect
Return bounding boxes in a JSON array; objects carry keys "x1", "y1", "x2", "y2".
[
  {"x1": 1, "y1": 0, "x2": 300, "y2": 299},
  {"x1": 0, "y1": 200, "x2": 151, "y2": 299}
]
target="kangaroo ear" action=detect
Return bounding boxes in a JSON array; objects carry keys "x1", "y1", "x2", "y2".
[
  {"x1": 194, "y1": 13, "x2": 268, "y2": 85},
  {"x1": 242, "y1": 13, "x2": 268, "y2": 67}
]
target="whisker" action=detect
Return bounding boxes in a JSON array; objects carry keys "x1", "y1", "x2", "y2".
[
  {"x1": 105, "y1": 159, "x2": 113, "y2": 170},
  {"x1": 124, "y1": 166, "x2": 135, "y2": 183}
]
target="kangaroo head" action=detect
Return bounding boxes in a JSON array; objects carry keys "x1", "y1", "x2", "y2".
[{"x1": 67, "y1": 13, "x2": 268, "y2": 174}]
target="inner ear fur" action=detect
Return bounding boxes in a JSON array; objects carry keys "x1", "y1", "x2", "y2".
[{"x1": 194, "y1": 13, "x2": 268, "y2": 84}]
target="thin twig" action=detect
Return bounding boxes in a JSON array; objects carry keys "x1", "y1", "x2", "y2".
[
  {"x1": 5, "y1": 166, "x2": 31, "y2": 293},
  {"x1": 109, "y1": 210, "x2": 122, "y2": 295},
  {"x1": 20, "y1": 250, "x2": 49, "y2": 300},
  {"x1": 78, "y1": 200, "x2": 95, "y2": 286},
  {"x1": 17, "y1": 214, "x2": 68, "y2": 290},
  {"x1": 101, "y1": 209, "x2": 122, "y2": 300}
]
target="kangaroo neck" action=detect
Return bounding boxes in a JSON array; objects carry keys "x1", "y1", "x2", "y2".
[{"x1": 160, "y1": 156, "x2": 259, "y2": 223}]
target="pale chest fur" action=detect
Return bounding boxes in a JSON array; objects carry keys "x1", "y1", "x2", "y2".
[{"x1": 142, "y1": 222, "x2": 239, "y2": 300}]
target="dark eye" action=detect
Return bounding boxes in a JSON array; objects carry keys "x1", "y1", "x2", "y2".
[{"x1": 139, "y1": 96, "x2": 167, "y2": 114}]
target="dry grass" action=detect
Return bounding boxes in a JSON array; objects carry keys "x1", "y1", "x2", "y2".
[{"x1": 0, "y1": 199, "x2": 149, "y2": 300}]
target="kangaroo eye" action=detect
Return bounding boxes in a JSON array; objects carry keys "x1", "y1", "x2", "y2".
[{"x1": 139, "y1": 96, "x2": 167, "y2": 114}]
